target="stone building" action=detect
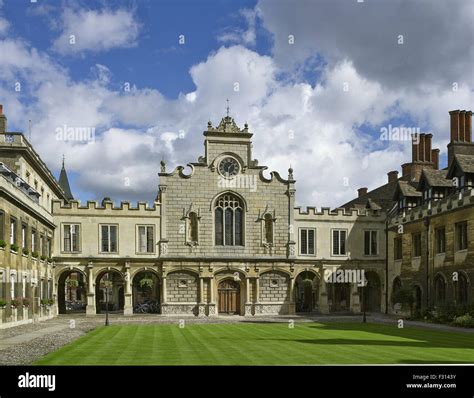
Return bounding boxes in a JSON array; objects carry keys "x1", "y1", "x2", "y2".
[{"x1": 0, "y1": 104, "x2": 472, "y2": 326}]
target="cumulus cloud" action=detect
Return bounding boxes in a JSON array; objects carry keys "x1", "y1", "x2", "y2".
[
  {"x1": 218, "y1": 8, "x2": 259, "y2": 46},
  {"x1": 258, "y1": 0, "x2": 473, "y2": 89},
  {"x1": 52, "y1": 8, "x2": 140, "y2": 55},
  {"x1": 1, "y1": 1, "x2": 472, "y2": 207}
]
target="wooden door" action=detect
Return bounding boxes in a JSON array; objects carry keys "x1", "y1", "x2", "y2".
[{"x1": 218, "y1": 280, "x2": 240, "y2": 314}]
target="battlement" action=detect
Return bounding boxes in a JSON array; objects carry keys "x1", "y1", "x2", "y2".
[
  {"x1": 52, "y1": 199, "x2": 161, "y2": 214},
  {"x1": 390, "y1": 188, "x2": 474, "y2": 225},
  {"x1": 294, "y1": 206, "x2": 385, "y2": 219}
]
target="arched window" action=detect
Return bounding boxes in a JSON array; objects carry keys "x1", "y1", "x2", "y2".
[
  {"x1": 189, "y1": 212, "x2": 198, "y2": 243},
  {"x1": 214, "y1": 194, "x2": 244, "y2": 246},
  {"x1": 264, "y1": 213, "x2": 273, "y2": 245},
  {"x1": 391, "y1": 277, "x2": 402, "y2": 305},
  {"x1": 458, "y1": 272, "x2": 469, "y2": 304},
  {"x1": 434, "y1": 274, "x2": 446, "y2": 306}
]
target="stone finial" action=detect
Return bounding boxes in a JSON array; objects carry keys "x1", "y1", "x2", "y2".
[
  {"x1": 288, "y1": 165, "x2": 294, "y2": 180},
  {"x1": 160, "y1": 160, "x2": 166, "y2": 173},
  {"x1": 207, "y1": 120, "x2": 212, "y2": 129}
]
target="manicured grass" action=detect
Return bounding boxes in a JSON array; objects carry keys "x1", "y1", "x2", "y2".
[{"x1": 35, "y1": 322, "x2": 474, "y2": 365}]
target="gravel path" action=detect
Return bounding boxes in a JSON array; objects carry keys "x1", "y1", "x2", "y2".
[{"x1": 0, "y1": 313, "x2": 471, "y2": 365}]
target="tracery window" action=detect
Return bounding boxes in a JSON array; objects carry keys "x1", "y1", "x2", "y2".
[{"x1": 215, "y1": 194, "x2": 243, "y2": 246}]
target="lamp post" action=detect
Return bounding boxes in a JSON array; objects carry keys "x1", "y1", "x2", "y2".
[{"x1": 362, "y1": 278, "x2": 368, "y2": 323}]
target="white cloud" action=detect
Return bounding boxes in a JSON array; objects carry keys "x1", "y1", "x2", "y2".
[
  {"x1": 52, "y1": 8, "x2": 140, "y2": 55},
  {"x1": 218, "y1": 8, "x2": 259, "y2": 46},
  {"x1": 1, "y1": 1, "x2": 472, "y2": 208}
]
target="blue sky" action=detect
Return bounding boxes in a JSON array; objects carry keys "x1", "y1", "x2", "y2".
[{"x1": 0, "y1": 0, "x2": 472, "y2": 207}]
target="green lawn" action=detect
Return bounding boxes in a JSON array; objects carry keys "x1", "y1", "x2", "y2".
[{"x1": 35, "y1": 322, "x2": 474, "y2": 365}]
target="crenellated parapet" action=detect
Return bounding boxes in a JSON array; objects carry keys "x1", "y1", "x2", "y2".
[
  {"x1": 389, "y1": 188, "x2": 474, "y2": 226},
  {"x1": 52, "y1": 199, "x2": 161, "y2": 215},
  {"x1": 294, "y1": 206, "x2": 385, "y2": 220}
]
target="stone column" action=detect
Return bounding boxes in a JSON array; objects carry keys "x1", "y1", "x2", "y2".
[
  {"x1": 161, "y1": 276, "x2": 167, "y2": 304},
  {"x1": 198, "y1": 277, "x2": 205, "y2": 316},
  {"x1": 287, "y1": 173, "x2": 296, "y2": 258},
  {"x1": 244, "y1": 277, "x2": 252, "y2": 316},
  {"x1": 255, "y1": 276, "x2": 260, "y2": 303},
  {"x1": 351, "y1": 282, "x2": 361, "y2": 313},
  {"x1": 288, "y1": 277, "x2": 296, "y2": 315},
  {"x1": 86, "y1": 261, "x2": 96, "y2": 315},
  {"x1": 208, "y1": 277, "x2": 217, "y2": 316},
  {"x1": 123, "y1": 262, "x2": 133, "y2": 315},
  {"x1": 319, "y1": 277, "x2": 329, "y2": 314}
]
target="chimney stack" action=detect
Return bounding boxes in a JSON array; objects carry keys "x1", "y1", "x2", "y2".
[
  {"x1": 465, "y1": 111, "x2": 472, "y2": 142},
  {"x1": 448, "y1": 110, "x2": 473, "y2": 168},
  {"x1": 450, "y1": 110, "x2": 460, "y2": 142},
  {"x1": 431, "y1": 148, "x2": 440, "y2": 170},
  {"x1": 424, "y1": 134, "x2": 432, "y2": 162},
  {"x1": 358, "y1": 187, "x2": 368, "y2": 198},
  {"x1": 387, "y1": 170, "x2": 399, "y2": 183},
  {"x1": 402, "y1": 163, "x2": 411, "y2": 178},
  {"x1": 412, "y1": 134, "x2": 419, "y2": 162},
  {"x1": 0, "y1": 104, "x2": 6, "y2": 134}
]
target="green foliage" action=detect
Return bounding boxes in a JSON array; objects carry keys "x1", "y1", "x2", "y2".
[
  {"x1": 31, "y1": 251, "x2": 39, "y2": 258},
  {"x1": 10, "y1": 243, "x2": 19, "y2": 252},
  {"x1": 10, "y1": 298, "x2": 21, "y2": 308},
  {"x1": 48, "y1": 299, "x2": 54, "y2": 306},
  {"x1": 22, "y1": 248, "x2": 29, "y2": 255},
  {"x1": 139, "y1": 275, "x2": 154, "y2": 289},
  {"x1": 40, "y1": 299, "x2": 49, "y2": 306},
  {"x1": 452, "y1": 314, "x2": 474, "y2": 328},
  {"x1": 40, "y1": 255, "x2": 47, "y2": 261},
  {"x1": 0, "y1": 239, "x2": 7, "y2": 248},
  {"x1": 0, "y1": 299, "x2": 7, "y2": 307},
  {"x1": 22, "y1": 297, "x2": 30, "y2": 307},
  {"x1": 392, "y1": 287, "x2": 415, "y2": 313},
  {"x1": 66, "y1": 278, "x2": 79, "y2": 288}
]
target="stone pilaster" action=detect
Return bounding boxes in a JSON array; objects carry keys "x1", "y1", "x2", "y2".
[
  {"x1": 123, "y1": 262, "x2": 133, "y2": 315},
  {"x1": 86, "y1": 261, "x2": 96, "y2": 315},
  {"x1": 319, "y1": 277, "x2": 329, "y2": 314}
]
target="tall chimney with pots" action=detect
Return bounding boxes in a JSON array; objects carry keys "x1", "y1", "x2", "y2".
[
  {"x1": 465, "y1": 111, "x2": 472, "y2": 142},
  {"x1": 450, "y1": 110, "x2": 460, "y2": 142},
  {"x1": 387, "y1": 171, "x2": 398, "y2": 183},
  {"x1": 431, "y1": 149, "x2": 440, "y2": 170},
  {"x1": 418, "y1": 133, "x2": 425, "y2": 161},
  {"x1": 358, "y1": 187, "x2": 368, "y2": 198},
  {"x1": 448, "y1": 110, "x2": 473, "y2": 168},
  {"x1": 0, "y1": 105, "x2": 6, "y2": 134},
  {"x1": 424, "y1": 134, "x2": 432, "y2": 162}
]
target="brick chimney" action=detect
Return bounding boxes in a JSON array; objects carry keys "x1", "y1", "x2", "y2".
[
  {"x1": 0, "y1": 105, "x2": 6, "y2": 134},
  {"x1": 448, "y1": 110, "x2": 473, "y2": 167},
  {"x1": 358, "y1": 187, "x2": 368, "y2": 198},
  {"x1": 431, "y1": 148, "x2": 440, "y2": 170},
  {"x1": 387, "y1": 170, "x2": 398, "y2": 183}
]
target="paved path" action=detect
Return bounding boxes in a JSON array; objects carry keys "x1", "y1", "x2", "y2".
[{"x1": 0, "y1": 323, "x2": 68, "y2": 351}]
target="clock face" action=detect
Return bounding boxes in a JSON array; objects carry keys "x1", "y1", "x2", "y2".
[{"x1": 219, "y1": 157, "x2": 240, "y2": 177}]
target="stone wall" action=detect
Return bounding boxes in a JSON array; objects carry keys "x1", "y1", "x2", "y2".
[
  {"x1": 259, "y1": 271, "x2": 289, "y2": 302},
  {"x1": 166, "y1": 271, "x2": 198, "y2": 303}
]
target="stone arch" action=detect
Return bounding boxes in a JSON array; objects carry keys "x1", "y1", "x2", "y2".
[
  {"x1": 434, "y1": 272, "x2": 447, "y2": 307},
  {"x1": 360, "y1": 271, "x2": 381, "y2": 313},
  {"x1": 294, "y1": 269, "x2": 320, "y2": 313},
  {"x1": 132, "y1": 269, "x2": 161, "y2": 313},
  {"x1": 57, "y1": 267, "x2": 87, "y2": 314},
  {"x1": 413, "y1": 284, "x2": 423, "y2": 314},
  {"x1": 391, "y1": 276, "x2": 403, "y2": 306},
  {"x1": 456, "y1": 270, "x2": 470, "y2": 305},
  {"x1": 95, "y1": 269, "x2": 125, "y2": 314}
]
